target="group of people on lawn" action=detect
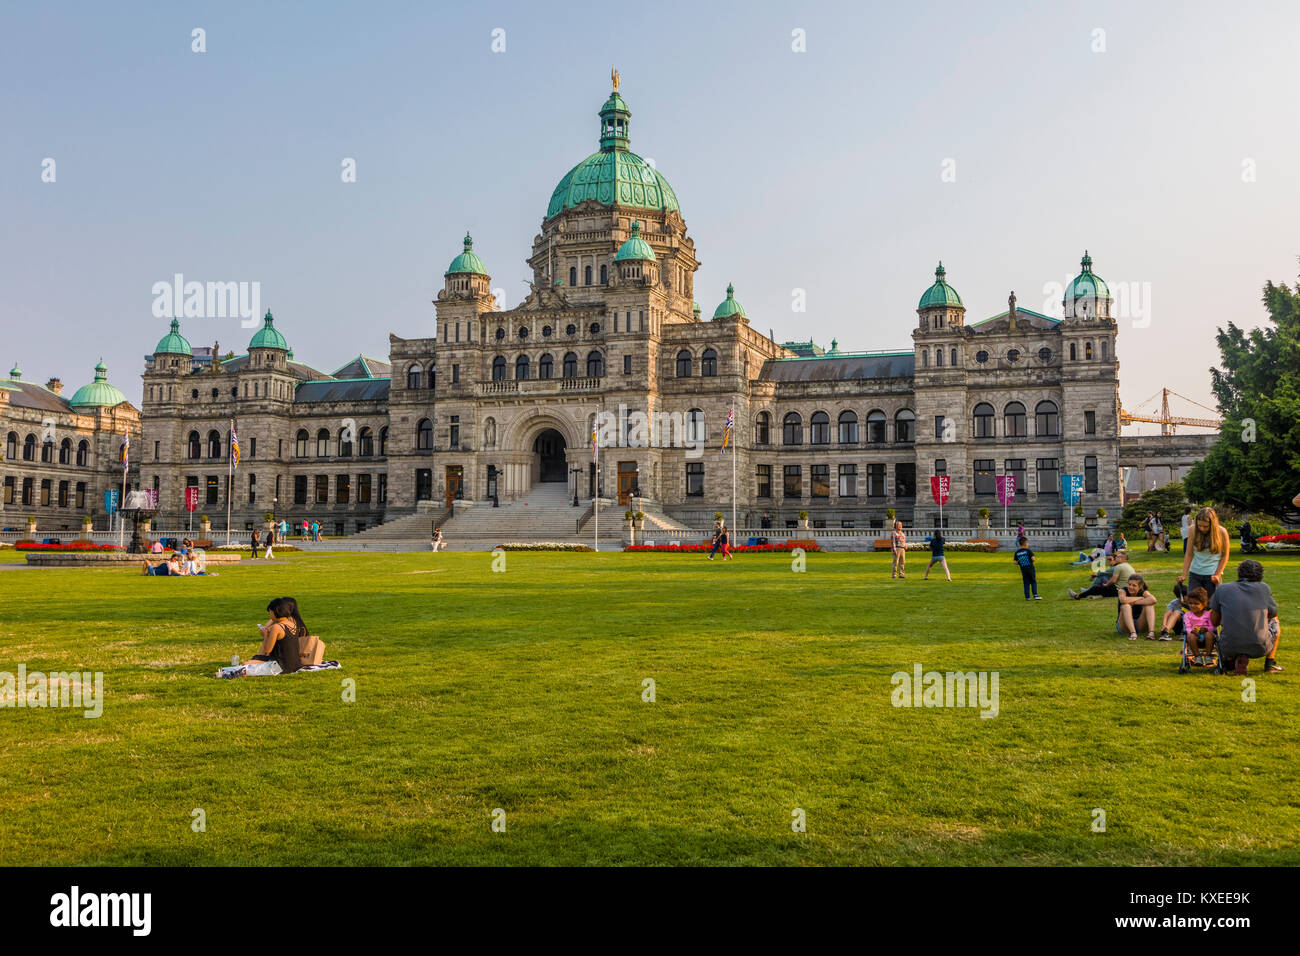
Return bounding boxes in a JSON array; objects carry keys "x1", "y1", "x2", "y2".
[{"x1": 140, "y1": 538, "x2": 207, "y2": 576}]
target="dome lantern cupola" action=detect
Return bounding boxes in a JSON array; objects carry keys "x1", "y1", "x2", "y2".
[
  {"x1": 614, "y1": 220, "x2": 659, "y2": 284},
  {"x1": 444, "y1": 232, "x2": 492, "y2": 297},
  {"x1": 1064, "y1": 250, "x2": 1112, "y2": 319},
  {"x1": 917, "y1": 261, "x2": 965, "y2": 330},
  {"x1": 7, "y1": 361, "x2": 20, "y2": 381},
  {"x1": 154, "y1": 318, "x2": 193, "y2": 357},
  {"x1": 712, "y1": 283, "x2": 748, "y2": 320},
  {"x1": 248, "y1": 311, "x2": 289, "y2": 369},
  {"x1": 69, "y1": 359, "x2": 127, "y2": 410}
]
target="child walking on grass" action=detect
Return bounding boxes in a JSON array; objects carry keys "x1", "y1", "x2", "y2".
[
  {"x1": 1013, "y1": 536, "x2": 1041, "y2": 600},
  {"x1": 923, "y1": 530, "x2": 951, "y2": 581}
]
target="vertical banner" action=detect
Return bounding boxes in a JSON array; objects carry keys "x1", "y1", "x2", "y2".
[
  {"x1": 104, "y1": 489, "x2": 119, "y2": 515},
  {"x1": 930, "y1": 474, "x2": 950, "y2": 529},
  {"x1": 996, "y1": 474, "x2": 1016, "y2": 531},
  {"x1": 1063, "y1": 474, "x2": 1084, "y2": 506},
  {"x1": 183, "y1": 488, "x2": 199, "y2": 512}
]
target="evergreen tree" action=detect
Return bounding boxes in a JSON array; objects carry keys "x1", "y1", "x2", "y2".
[{"x1": 1184, "y1": 264, "x2": 1300, "y2": 517}]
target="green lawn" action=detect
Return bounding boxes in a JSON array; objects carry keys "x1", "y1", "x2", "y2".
[{"x1": 1, "y1": 547, "x2": 1297, "y2": 866}]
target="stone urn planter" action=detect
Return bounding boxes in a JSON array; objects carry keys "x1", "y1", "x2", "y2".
[
  {"x1": 798, "y1": 512, "x2": 810, "y2": 532},
  {"x1": 199, "y1": 516, "x2": 212, "y2": 538},
  {"x1": 80, "y1": 518, "x2": 93, "y2": 541},
  {"x1": 140, "y1": 517, "x2": 152, "y2": 538},
  {"x1": 1072, "y1": 513, "x2": 1089, "y2": 550},
  {"x1": 26, "y1": 516, "x2": 38, "y2": 539}
]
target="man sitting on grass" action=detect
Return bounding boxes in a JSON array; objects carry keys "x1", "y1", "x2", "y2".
[
  {"x1": 1212, "y1": 559, "x2": 1282, "y2": 675},
  {"x1": 1070, "y1": 550, "x2": 1135, "y2": 600}
]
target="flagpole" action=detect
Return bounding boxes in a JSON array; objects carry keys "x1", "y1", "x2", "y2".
[
  {"x1": 118, "y1": 433, "x2": 127, "y2": 549},
  {"x1": 731, "y1": 432, "x2": 736, "y2": 540},
  {"x1": 225, "y1": 419, "x2": 233, "y2": 546}
]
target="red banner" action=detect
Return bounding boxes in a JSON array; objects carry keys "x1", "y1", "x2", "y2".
[
  {"x1": 184, "y1": 487, "x2": 199, "y2": 512},
  {"x1": 996, "y1": 474, "x2": 1016, "y2": 506},
  {"x1": 930, "y1": 475, "x2": 950, "y2": 506}
]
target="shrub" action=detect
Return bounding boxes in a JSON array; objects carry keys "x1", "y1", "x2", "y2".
[
  {"x1": 625, "y1": 510, "x2": 636, "y2": 521},
  {"x1": 978, "y1": 507, "x2": 990, "y2": 520},
  {"x1": 714, "y1": 512, "x2": 724, "y2": 522},
  {"x1": 1073, "y1": 503, "x2": 1085, "y2": 517},
  {"x1": 199, "y1": 514, "x2": 211, "y2": 523},
  {"x1": 798, "y1": 510, "x2": 809, "y2": 521},
  {"x1": 1096, "y1": 507, "x2": 1107, "y2": 519},
  {"x1": 263, "y1": 511, "x2": 275, "y2": 522},
  {"x1": 886, "y1": 508, "x2": 896, "y2": 522},
  {"x1": 495, "y1": 542, "x2": 596, "y2": 552}
]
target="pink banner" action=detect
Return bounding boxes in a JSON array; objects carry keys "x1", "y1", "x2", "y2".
[
  {"x1": 996, "y1": 474, "x2": 1016, "y2": 506},
  {"x1": 930, "y1": 475, "x2": 951, "y2": 506}
]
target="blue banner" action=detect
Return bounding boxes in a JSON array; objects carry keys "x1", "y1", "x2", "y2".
[
  {"x1": 1062, "y1": 474, "x2": 1084, "y2": 505},
  {"x1": 104, "y1": 489, "x2": 118, "y2": 515}
]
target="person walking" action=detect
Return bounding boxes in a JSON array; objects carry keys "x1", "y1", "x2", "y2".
[
  {"x1": 1178, "y1": 506, "x2": 1231, "y2": 599},
  {"x1": 250, "y1": 527, "x2": 261, "y2": 559},
  {"x1": 1013, "y1": 535, "x2": 1041, "y2": 600},
  {"x1": 890, "y1": 520, "x2": 907, "y2": 579},
  {"x1": 263, "y1": 525, "x2": 275, "y2": 560},
  {"x1": 280, "y1": 518, "x2": 289, "y2": 541},
  {"x1": 923, "y1": 529, "x2": 951, "y2": 581},
  {"x1": 1180, "y1": 507, "x2": 1191, "y2": 555},
  {"x1": 301, "y1": 519, "x2": 309, "y2": 542},
  {"x1": 311, "y1": 520, "x2": 321, "y2": 542},
  {"x1": 430, "y1": 528, "x2": 446, "y2": 552}
]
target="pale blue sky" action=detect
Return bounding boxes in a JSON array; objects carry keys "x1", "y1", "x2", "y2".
[{"x1": 3, "y1": 0, "x2": 1297, "y2": 428}]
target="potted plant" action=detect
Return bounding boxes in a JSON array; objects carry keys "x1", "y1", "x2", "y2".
[
  {"x1": 199, "y1": 514, "x2": 212, "y2": 537},
  {"x1": 625, "y1": 509, "x2": 636, "y2": 523},
  {"x1": 978, "y1": 506, "x2": 991, "y2": 531},
  {"x1": 80, "y1": 515, "x2": 93, "y2": 540},
  {"x1": 885, "y1": 508, "x2": 896, "y2": 523},
  {"x1": 714, "y1": 512, "x2": 725, "y2": 523},
  {"x1": 798, "y1": 510, "x2": 810, "y2": 531},
  {"x1": 25, "y1": 515, "x2": 38, "y2": 537},
  {"x1": 632, "y1": 511, "x2": 645, "y2": 529},
  {"x1": 1096, "y1": 507, "x2": 1107, "y2": 520}
]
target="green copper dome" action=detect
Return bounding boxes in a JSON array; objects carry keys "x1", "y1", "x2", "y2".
[
  {"x1": 69, "y1": 360, "x2": 127, "y2": 409},
  {"x1": 546, "y1": 86, "x2": 680, "y2": 219},
  {"x1": 1066, "y1": 251, "x2": 1110, "y2": 300},
  {"x1": 445, "y1": 233, "x2": 488, "y2": 276},
  {"x1": 154, "y1": 318, "x2": 193, "y2": 356},
  {"x1": 712, "y1": 283, "x2": 747, "y2": 319},
  {"x1": 614, "y1": 221, "x2": 655, "y2": 262},
  {"x1": 918, "y1": 262, "x2": 963, "y2": 309},
  {"x1": 7, "y1": 362, "x2": 20, "y2": 380},
  {"x1": 249, "y1": 311, "x2": 289, "y2": 351}
]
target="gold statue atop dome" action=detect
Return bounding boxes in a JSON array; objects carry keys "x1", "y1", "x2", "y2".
[{"x1": 611, "y1": 66, "x2": 620, "y2": 91}]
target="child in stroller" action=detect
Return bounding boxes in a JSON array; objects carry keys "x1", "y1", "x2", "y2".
[
  {"x1": 1239, "y1": 519, "x2": 1262, "y2": 554},
  {"x1": 1158, "y1": 581, "x2": 1189, "y2": 642},
  {"x1": 1178, "y1": 587, "x2": 1217, "y2": 672}
]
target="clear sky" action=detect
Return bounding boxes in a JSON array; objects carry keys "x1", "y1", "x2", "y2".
[{"x1": 3, "y1": 0, "x2": 1297, "y2": 431}]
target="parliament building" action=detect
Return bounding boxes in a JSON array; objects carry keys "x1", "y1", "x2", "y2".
[{"x1": 128, "y1": 78, "x2": 1124, "y2": 535}]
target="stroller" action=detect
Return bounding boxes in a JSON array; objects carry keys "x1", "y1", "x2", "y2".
[
  {"x1": 1173, "y1": 583, "x2": 1217, "y2": 674},
  {"x1": 1239, "y1": 522, "x2": 1262, "y2": 554}
]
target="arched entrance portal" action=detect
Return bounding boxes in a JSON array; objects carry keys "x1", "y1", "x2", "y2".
[{"x1": 533, "y1": 429, "x2": 567, "y2": 482}]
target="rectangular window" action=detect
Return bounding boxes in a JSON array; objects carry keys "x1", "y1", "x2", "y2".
[
  {"x1": 452, "y1": 364, "x2": 460, "y2": 383},
  {"x1": 810, "y1": 464, "x2": 830, "y2": 498},
  {"x1": 359, "y1": 473, "x2": 372, "y2": 503},
  {"x1": 838, "y1": 463, "x2": 858, "y2": 497},
  {"x1": 2, "y1": 476, "x2": 13, "y2": 505},
  {"x1": 337, "y1": 474, "x2": 350, "y2": 504},
  {"x1": 1085, "y1": 455, "x2": 1098, "y2": 493},
  {"x1": 450, "y1": 415, "x2": 460, "y2": 450},
  {"x1": 756, "y1": 464, "x2": 771, "y2": 499},
  {"x1": 841, "y1": 519, "x2": 855, "y2": 529},
  {"x1": 294, "y1": 475, "x2": 308, "y2": 505},
  {"x1": 974, "y1": 458, "x2": 996, "y2": 496},
  {"x1": 783, "y1": 464, "x2": 802, "y2": 499},
  {"x1": 58, "y1": 480, "x2": 69, "y2": 507},
  {"x1": 315, "y1": 474, "x2": 329, "y2": 504},
  {"x1": 1036, "y1": 458, "x2": 1060, "y2": 497},
  {"x1": 1004, "y1": 458, "x2": 1027, "y2": 499},
  {"x1": 378, "y1": 473, "x2": 388, "y2": 503},
  {"x1": 40, "y1": 479, "x2": 51, "y2": 506},
  {"x1": 623, "y1": 354, "x2": 632, "y2": 374},
  {"x1": 249, "y1": 437, "x2": 257, "y2": 458},
  {"x1": 934, "y1": 415, "x2": 946, "y2": 440},
  {"x1": 1084, "y1": 410, "x2": 1096, "y2": 435},
  {"x1": 248, "y1": 473, "x2": 257, "y2": 504},
  {"x1": 895, "y1": 462, "x2": 916, "y2": 498},
  {"x1": 685, "y1": 462, "x2": 704, "y2": 497},
  {"x1": 22, "y1": 477, "x2": 34, "y2": 506},
  {"x1": 153, "y1": 440, "x2": 160, "y2": 460},
  {"x1": 206, "y1": 475, "x2": 219, "y2": 505},
  {"x1": 934, "y1": 458, "x2": 947, "y2": 476},
  {"x1": 75, "y1": 481, "x2": 85, "y2": 509},
  {"x1": 866, "y1": 463, "x2": 886, "y2": 498}
]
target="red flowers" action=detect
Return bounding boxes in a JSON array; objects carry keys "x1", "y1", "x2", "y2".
[
  {"x1": 13, "y1": 541, "x2": 123, "y2": 551},
  {"x1": 1258, "y1": 533, "x2": 1300, "y2": 544}
]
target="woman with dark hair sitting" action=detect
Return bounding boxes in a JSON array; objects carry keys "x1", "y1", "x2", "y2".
[{"x1": 250, "y1": 597, "x2": 312, "y2": 673}]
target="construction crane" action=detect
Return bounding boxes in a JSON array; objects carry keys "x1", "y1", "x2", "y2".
[{"x1": 1120, "y1": 387, "x2": 1222, "y2": 434}]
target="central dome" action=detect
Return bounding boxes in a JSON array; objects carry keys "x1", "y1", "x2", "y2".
[{"x1": 545, "y1": 85, "x2": 680, "y2": 220}]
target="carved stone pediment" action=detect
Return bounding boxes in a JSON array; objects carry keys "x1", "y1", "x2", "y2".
[{"x1": 520, "y1": 282, "x2": 570, "y2": 311}]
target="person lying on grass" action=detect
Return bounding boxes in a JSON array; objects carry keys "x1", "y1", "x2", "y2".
[
  {"x1": 141, "y1": 552, "x2": 184, "y2": 576},
  {"x1": 250, "y1": 597, "x2": 312, "y2": 674},
  {"x1": 1116, "y1": 573, "x2": 1156, "y2": 640}
]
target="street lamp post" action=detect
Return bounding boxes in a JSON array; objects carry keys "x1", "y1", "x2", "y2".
[{"x1": 570, "y1": 466, "x2": 582, "y2": 507}]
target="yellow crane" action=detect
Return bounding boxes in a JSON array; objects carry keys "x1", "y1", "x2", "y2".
[{"x1": 1120, "y1": 387, "x2": 1221, "y2": 434}]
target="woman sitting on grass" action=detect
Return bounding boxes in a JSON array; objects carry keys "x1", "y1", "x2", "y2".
[
  {"x1": 1116, "y1": 573, "x2": 1156, "y2": 640},
  {"x1": 250, "y1": 597, "x2": 311, "y2": 674},
  {"x1": 141, "y1": 552, "x2": 184, "y2": 576}
]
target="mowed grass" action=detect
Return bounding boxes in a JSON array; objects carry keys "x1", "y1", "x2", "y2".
[{"x1": 1, "y1": 546, "x2": 1297, "y2": 866}]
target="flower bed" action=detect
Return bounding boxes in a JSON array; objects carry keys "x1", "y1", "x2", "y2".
[
  {"x1": 1259, "y1": 533, "x2": 1300, "y2": 544},
  {"x1": 13, "y1": 541, "x2": 123, "y2": 552},
  {"x1": 495, "y1": 542, "x2": 596, "y2": 552},
  {"x1": 624, "y1": 542, "x2": 822, "y2": 553}
]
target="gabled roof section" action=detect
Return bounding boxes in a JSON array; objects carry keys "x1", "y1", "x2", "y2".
[
  {"x1": 294, "y1": 379, "x2": 391, "y2": 403},
  {"x1": 332, "y1": 355, "x2": 392, "y2": 380},
  {"x1": 0, "y1": 377, "x2": 74, "y2": 414},
  {"x1": 760, "y1": 350, "x2": 915, "y2": 382},
  {"x1": 969, "y1": 308, "x2": 1060, "y2": 332}
]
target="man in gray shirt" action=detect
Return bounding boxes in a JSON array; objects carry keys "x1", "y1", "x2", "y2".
[{"x1": 1211, "y1": 560, "x2": 1282, "y2": 674}]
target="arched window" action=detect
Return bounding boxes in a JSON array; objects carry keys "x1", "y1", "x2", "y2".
[
  {"x1": 338, "y1": 427, "x2": 353, "y2": 457},
  {"x1": 492, "y1": 356, "x2": 506, "y2": 381},
  {"x1": 1035, "y1": 400, "x2": 1060, "y2": 437},
  {"x1": 922, "y1": 349, "x2": 929, "y2": 368},
  {"x1": 5, "y1": 432, "x2": 16, "y2": 460},
  {"x1": 416, "y1": 419, "x2": 433, "y2": 450},
  {"x1": 315, "y1": 428, "x2": 330, "y2": 457},
  {"x1": 407, "y1": 365, "x2": 421, "y2": 390},
  {"x1": 359, "y1": 427, "x2": 374, "y2": 457},
  {"x1": 1085, "y1": 342, "x2": 1093, "y2": 360},
  {"x1": 207, "y1": 430, "x2": 222, "y2": 458},
  {"x1": 76, "y1": 440, "x2": 89, "y2": 467},
  {"x1": 951, "y1": 348, "x2": 958, "y2": 367},
  {"x1": 379, "y1": 426, "x2": 388, "y2": 456},
  {"x1": 600, "y1": 264, "x2": 608, "y2": 284},
  {"x1": 586, "y1": 351, "x2": 604, "y2": 377},
  {"x1": 895, "y1": 408, "x2": 916, "y2": 443},
  {"x1": 584, "y1": 265, "x2": 592, "y2": 285},
  {"x1": 754, "y1": 411, "x2": 771, "y2": 445},
  {"x1": 59, "y1": 438, "x2": 71, "y2": 464},
  {"x1": 866, "y1": 410, "x2": 886, "y2": 444},
  {"x1": 538, "y1": 354, "x2": 553, "y2": 379},
  {"x1": 569, "y1": 267, "x2": 577, "y2": 287},
  {"x1": 1004, "y1": 401, "x2": 1027, "y2": 438},
  {"x1": 515, "y1": 355, "x2": 530, "y2": 380},
  {"x1": 936, "y1": 349, "x2": 943, "y2": 367},
  {"x1": 838, "y1": 410, "x2": 858, "y2": 444},
  {"x1": 676, "y1": 350, "x2": 692, "y2": 377},
  {"x1": 810, "y1": 411, "x2": 830, "y2": 445},
  {"x1": 782, "y1": 412, "x2": 802, "y2": 446},
  {"x1": 563, "y1": 352, "x2": 578, "y2": 378},
  {"x1": 295, "y1": 429, "x2": 308, "y2": 457},
  {"x1": 973, "y1": 403, "x2": 995, "y2": 439},
  {"x1": 701, "y1": 348, "x2": 717, "y2": 377},
  {"x1": 686, "y1": 408, "x2": 705, "y2": 443},
  {"x1": 189, "y1": 431, "x2": 202, "y2": 460},
  {"x1": 1101, "y1": 340, "x2": 1108, "y2": 361},
  {"x1": 427, "y1": 365, "x2": 436, "y2": 391},
  {"x1": 22, "y1": 434, "x2": 36, "y2": 461},
  {"x1": 1069, "y1": 343, "x2": 1077, "y2": 361}
]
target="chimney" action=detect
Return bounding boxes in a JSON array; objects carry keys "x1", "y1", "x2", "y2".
[{"x1": 46, "y1": 377, "x2": 63, "y2": 395}]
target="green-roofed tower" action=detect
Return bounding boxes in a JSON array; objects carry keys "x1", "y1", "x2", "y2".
[
  {"x1": 712, "y1": 283, "x2": 747, "y2": 320},
  {"x1": 69, "y1": 360, "x2": 128, "y2": 410},
  {"x1": 1063, "y1": 250, "x2": 1113, "y2": 320}
]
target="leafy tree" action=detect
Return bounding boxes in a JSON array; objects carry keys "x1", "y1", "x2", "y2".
[
  {"x1": 1184, "y1": 264, "x2": 1300, "y2": 517},
  {"x1": 1118, "y1": 481, "x2": 1187, "y2": 538}
]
